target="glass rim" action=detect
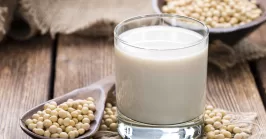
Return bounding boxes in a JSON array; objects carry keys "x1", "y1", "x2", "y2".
[{"x1": 114, "y1": 14, "x2": 209, "y2": 51}]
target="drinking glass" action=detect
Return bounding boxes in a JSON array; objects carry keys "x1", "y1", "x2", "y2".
[{"x1": 114, "y1": 14, "x2": 209, "y2": 139}]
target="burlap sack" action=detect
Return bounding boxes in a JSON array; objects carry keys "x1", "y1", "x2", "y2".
[
  {"x1": 209, "y1": 39, "x2": 266, "y2": 70},
  {"x1": 12, "y1": 0, "x2": 153, "y2": 39},
  {"x1": 0, "y1": 0, "x2": 266, "y2": 69},
  {"x1": 0, "y1": 0, "x2": 17, "y2": 41}
]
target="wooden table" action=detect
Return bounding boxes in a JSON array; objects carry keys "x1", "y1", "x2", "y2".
[{"x1": 1, "y1": 24, "x2": 266, "y2": 138}]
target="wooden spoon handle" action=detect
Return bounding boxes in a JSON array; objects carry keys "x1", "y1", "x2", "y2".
[{"x1": 91, "y1": 75, "x2": 115, "y2": 96}]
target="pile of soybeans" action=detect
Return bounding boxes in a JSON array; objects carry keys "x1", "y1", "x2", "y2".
[
  {"x1": 25, "y1": 98, "x2": 96, "y2": 138},
  {"x1": 24, "y1": 98, "x2": 255, "y2": 139},
  {"x1": 99, "y1": 102, "x2": 118, "y2": 132},
  {"x1": 204, "y1": 105, "x2": 252, "y2": 139},
  {"x1": 162, "y1": 0, "x2": 263, "y2": 28}
]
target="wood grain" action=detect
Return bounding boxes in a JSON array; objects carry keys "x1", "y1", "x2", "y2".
[
  {"x1": 0, "y1": 36, "x2": 53, "y2": 139},
  {"x1": 55, "y1": 35, "x2": 266, "y2": 127},
  {"x1": 54, "y1": 35, "x2": 114, "y2": 97},
  {"x1": 207, "y1": 64, "x2": 266, "y2": 127}
]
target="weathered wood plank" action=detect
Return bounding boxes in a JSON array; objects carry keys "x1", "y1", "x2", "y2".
[
  {"x1": 55, "y1": 35, "x2": 266, "y2": 127},
  {"x1": 207, "y1": 64, "x2": 266, "y2": 127},
  {"x1": 0, "y1": 36, "x2": 53, "y2": 139},
  {"x1": 54, "y1": 35, "x2": 114, "y2": 97}
]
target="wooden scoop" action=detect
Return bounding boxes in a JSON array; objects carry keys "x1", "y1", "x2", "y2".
[{"x1": 20, "y1": 76, "x2": 115, "y2": 139}]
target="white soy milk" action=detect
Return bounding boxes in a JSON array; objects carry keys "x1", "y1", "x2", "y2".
[{"x1": 115, "y1": 26, "x2": 208, "y2": 124}]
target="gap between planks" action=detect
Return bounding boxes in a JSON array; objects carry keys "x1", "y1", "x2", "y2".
[
  {"x1": 48, "y1": 35, "x2": 59, "y2": 100},
  {"x1": 248, "y1": 23, "x2": 266, "y2": 108}
]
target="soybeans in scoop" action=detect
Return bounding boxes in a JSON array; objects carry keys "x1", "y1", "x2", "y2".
[{"x1": 25, "y1": 97, "x2": 96, "y2": 138}]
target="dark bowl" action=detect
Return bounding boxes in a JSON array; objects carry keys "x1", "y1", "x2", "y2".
[{"x1": 152, "y1": 0, "x2": 266, "y2": 34}]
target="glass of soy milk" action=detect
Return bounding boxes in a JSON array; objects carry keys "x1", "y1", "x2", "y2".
[{"x1": 114, "y1": 14, "x2": 209, "y2": 139}]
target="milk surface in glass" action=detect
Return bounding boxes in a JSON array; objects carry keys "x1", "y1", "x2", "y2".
[{"x1": 115, "y1": 26, "x2": 208, "y2": 125}]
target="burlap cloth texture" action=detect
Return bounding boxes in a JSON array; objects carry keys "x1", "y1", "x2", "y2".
[{"x1": 0, "y1": 0, "x2": 266, "y2": 69}]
